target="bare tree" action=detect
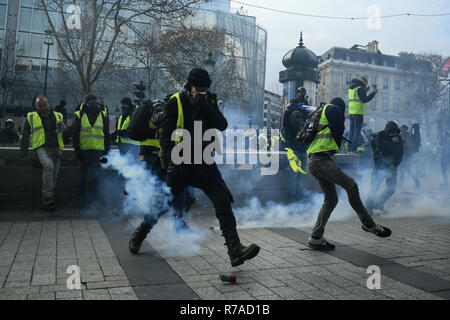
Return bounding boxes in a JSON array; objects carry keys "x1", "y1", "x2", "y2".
[
  {"x1": 38, "y1": 0, "x2": 209, "y2": 98},
  {"x1": 0, "y1": 33, "x2": 25, "y2": 117},
  {"x1": 400, "y1": 53, "x2": 449, "y2": 137},
  {"x1": 153, "y1": 24, "x2": 245, "y2": 104}
]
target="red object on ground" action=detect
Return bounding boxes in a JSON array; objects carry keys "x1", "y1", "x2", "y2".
[{"x1": 218, "y1": 273, "x2": 237, "y2": 283}]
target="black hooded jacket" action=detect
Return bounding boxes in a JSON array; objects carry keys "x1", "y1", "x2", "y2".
[
  {"x1": 160, "y1": 86, "x2": 227, "y2": 166},
  {"x1": 372, "y1": 121, "x2": 403, "y2": 168},
  {"x1": 349, "y1": 79, "x2": 376, "y2": 103}
]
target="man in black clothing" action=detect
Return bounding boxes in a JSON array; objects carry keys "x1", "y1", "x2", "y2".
[
  {"x1": 289, "y1": 87, "x2": 309, "y2": 106},
  {"x1": 366, "y1": 121, "x2": 403, "y2": 215},
  {"x1": 129, "y1": 68, "x2": 260, "y2": 267},
  {"x1": 72, "y1": 95, "x2": 110, "y2": 207}
]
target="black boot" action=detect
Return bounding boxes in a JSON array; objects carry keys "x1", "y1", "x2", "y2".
[
  {"x1": 223, "y1": 228, "x2": 260, "y2": 267},
  {"x1": 129, "y1": 222, "x2": 151, "y2": 254}
]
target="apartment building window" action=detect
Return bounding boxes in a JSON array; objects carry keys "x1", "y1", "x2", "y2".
[
  {"x1": 382, "y1": 96, "x2": 389, "y2": 112},
  {"x1": 372, "y1": 76, "x2": 377, "y2": 88},
  {"x1": 383, "y1": 78, "x2": 389, "y2": 89},
  {"x1": 394, "y1": 97, "x2": 400, "y2": 112},
  {"x1": 395, "y1": 80, "x2": 400, "y2": 90},
  {"x1": 346, "y1": 73, "x2": 352, "y2": 84},
  {"x1": 370, "y1": 97, "x2": 377, "y2": 110}
]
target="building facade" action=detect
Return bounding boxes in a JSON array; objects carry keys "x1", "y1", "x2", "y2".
[
  {"x1": 263, "y1": 90, "x2": 283, "y2": 129},
  {"x1": 316, "y1": 41, "x2": 425, "y2": 132},
  {"x1": 0, "y1": 0, "x2": 267, "y2": 127}
]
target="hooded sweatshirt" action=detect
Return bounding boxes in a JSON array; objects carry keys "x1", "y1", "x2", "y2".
[
  {"x1": 349, "y1": 79, "x2": 376, "y2": 104},
  {"x1": 373, "y1": 121, "x2": 403, "y2": 168}
]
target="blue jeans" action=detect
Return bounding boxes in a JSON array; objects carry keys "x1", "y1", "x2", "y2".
[{"x1": 349, "y1": 114, "x2": 364, "y2": 152}]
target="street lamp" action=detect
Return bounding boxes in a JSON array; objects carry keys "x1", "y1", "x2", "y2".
[
  {"x1": 43, "y1": 29, "x2": 54, "y2": 96},
  {"x1": 204, "y1": 51, "x2": 216, "y2": 75}
]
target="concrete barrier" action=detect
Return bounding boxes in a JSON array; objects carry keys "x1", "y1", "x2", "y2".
[{"x1": 0, "y1": 147, "x2": 358, "y2": 208}]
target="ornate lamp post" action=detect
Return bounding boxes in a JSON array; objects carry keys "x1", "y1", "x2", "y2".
[{"x1": 43, "y1": 29, "x2": 54, "y2": 96}]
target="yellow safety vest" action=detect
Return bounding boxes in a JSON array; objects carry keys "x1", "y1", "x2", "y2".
[
  {"x1": 26, "y1": 111, "x2": 64, "y2": 150},
  {"x1": 307, "y1": 104, "x2": 339, "y2": 155},
  {"x1": 74, "y1": 110, "x2": 105, "y2": 151},
  {"x1": 286, "y1": 148, "x2": 307, "y2": 174},
  {"x1": 116, "y1": 114, "x2": 140, "y2": 146},
  {"x1": 348, "y1": 86, "x2": 365, "y2": 115},
  {"x1": 171, "y1": 92, "x2": 184, "y2": 145}
]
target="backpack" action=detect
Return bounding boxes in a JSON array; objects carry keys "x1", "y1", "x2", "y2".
[
  {"x1": 296, "y1": 105, "x2": 326, "y2": 144},
  {"x1": 127, "y1": 100, "x2": 154, "y2": 141}
]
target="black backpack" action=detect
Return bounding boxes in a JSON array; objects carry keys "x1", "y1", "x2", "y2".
[
  {"x1": 127, "y1": 100, "x2": 154, "y2": 141},
  {"x1": 296, "y1": 105, "x2": 326, "y2": 144}
]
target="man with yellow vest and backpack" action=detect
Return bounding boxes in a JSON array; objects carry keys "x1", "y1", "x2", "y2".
[
  {"x1": 20, "y1": 96, "x2": 67, "y2": 211},
  {"x1": 129, "y1": 68, "x2": 260, "y2": 267},
  {"x1": 348, "y1": 77, "x2": 377, "y2": 155},
  {"x1": 304, "y1": 97, "x2": 391, "y2": 250},
  {"x1": 112, "y1": 97, "x2": 140, "y2": 156},
  {"x1": 72, "y1": 94, "x2": 110, "y2": 208}
]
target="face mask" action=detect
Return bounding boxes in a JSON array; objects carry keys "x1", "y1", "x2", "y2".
[
  {"x1": 121, "y1": 106, "x2": 132, "y2": 114},
  {"x1": 88, "y1": 102, "x2": 99, "y2": 108}
]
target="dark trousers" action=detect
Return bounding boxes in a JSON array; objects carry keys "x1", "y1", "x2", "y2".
[
  {"x1": 366, "y1": 167, "x2": 397, "y2": 210},
  {"x1": 307, "y1": 154, "x2": 375, "y2": 239},
  {"x1": 141, "y1": 154, "x2": 190, "y2": 224},
  {"x1": 144, "y1": 163, "x2": 238, "y2": 245},
  {"x1": 78, "y1": 150, "x2": 103, "y2": 204},
  {"x1": 349, "y1": 114, "x2": 364, "y2": 152},
  {"x1": 118, "y1": 143, "x2": 140, "y2": 157}
]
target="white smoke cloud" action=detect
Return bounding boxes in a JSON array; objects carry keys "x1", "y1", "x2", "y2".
[{"x1": 102, "y1": 151, "x2": 209, "y2": 257}]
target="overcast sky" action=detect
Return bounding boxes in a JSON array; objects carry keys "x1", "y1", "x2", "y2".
[{"x1": 229, "y1": 0, "x2": 450, "y2": 92}]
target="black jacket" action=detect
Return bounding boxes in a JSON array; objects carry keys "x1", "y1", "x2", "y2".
[
  {"x1": 372, "y1": 121, "x2": 403, "y2": 168},
  {"x1": 281, "y1": 107, "x2": 309, "y2": 153},
  {"x1": 160, "y1": 87, "x2": 226, "y2": 166},
  {"x1": 72, "y1": 104, "x2": 110, "y2": 154},
  {"x1": 349, "y1": 79, "x2": 376, "y2": 103}
]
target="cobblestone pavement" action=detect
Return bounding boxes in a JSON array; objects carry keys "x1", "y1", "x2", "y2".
[
  {"x1": 0, "y1": 219, "x2": 138, "y2": 300},
  {"x1": 146, "y1": 213, "x2": 449, "y2": 300},
  {"x1": 0, "y1": 207, "x2": 449, "y2": 300}
]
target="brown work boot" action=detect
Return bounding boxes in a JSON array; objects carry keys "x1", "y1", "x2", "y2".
[{"x1": 42, "y1": 198, "x2": 55, "y2": 212}]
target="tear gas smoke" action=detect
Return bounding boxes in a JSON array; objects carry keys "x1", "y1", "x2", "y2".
[{"x1": 102, "y1": 151, "x2": 209, "y2": 257}]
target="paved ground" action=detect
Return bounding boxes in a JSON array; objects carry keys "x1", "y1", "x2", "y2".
[{"x1": 0, "y1": 204, "x2": 449, "y2": 300}]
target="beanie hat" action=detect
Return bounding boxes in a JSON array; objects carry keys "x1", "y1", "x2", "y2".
[
  {"x1": 86, "y1": 94, "x2": 97, "y2": 103},
  {"x1": 187, "y1": 68, "x2": 211, "y2": 88},
  {"x1": 120, "y1": 97, "x2": 133, "y2": 107},
  {"x1": 330, "y1": 97, "x2": 346, "y2": 114}
]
